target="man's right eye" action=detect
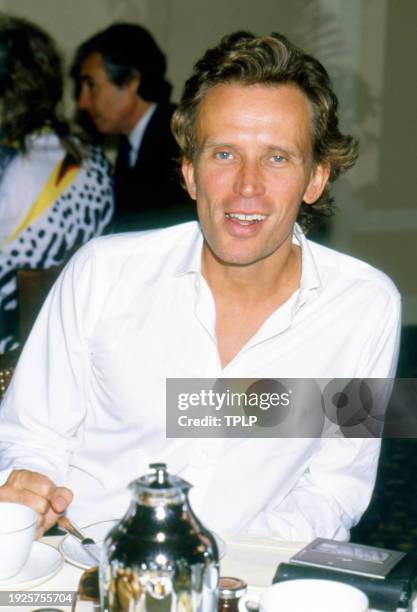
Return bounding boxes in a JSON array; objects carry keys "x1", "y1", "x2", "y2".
[{"x1": 215, "y1": 151, "x2": 233, "y2": 160}]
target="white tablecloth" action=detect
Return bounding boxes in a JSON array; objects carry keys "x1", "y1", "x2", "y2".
[{"x1": 0, "y1": 535, "x2": 415, "y2": 611}]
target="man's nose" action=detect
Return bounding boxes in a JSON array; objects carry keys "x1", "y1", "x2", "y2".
[
  {"x1": 233, "y1": 159, "x2": 265, "y2": 198},
  {"x1": 77, "y1": 86, "x2": 91, "y2": 111}
]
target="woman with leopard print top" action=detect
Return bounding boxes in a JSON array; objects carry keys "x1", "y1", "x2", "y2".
[{"x1": 0, "y1": 15, "x2": 114, "y2": 353}]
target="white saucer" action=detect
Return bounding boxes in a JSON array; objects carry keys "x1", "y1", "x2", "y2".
[
  {"x1": 0, "y1": 542, "x2": 63, "y2": 589},
  {"x1": 59, "y1": 519, "x2": 118, "y2": 569},
  {"x1": 60, "y1": 519, "x2": 226, "y2": 569}
]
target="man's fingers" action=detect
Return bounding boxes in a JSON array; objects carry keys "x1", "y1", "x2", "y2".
[
  {"x1": 36, "y1": 508, "x2": 56, "y2": 539},
  {"x1": 0, "y1": 470, "x2": 74, "y2": 537},
  {"x1": 36, "y1": 487, "x2": 74, "y2": 538},
  {"x1": 4, "y1": 470, "x2": 73, "y2": 512},
  {"x1": 0, "y1": 483, "x2": 49, "y2": 514},
  {"x1": 41, "y1": 506, "x2": 64, "y2": 538},
  {"x1": 50, "y1": 486, "x2": 73, "y2": 513},
  {"x1": 6, "y1": 469, "x2": 56, "y2": 499}
]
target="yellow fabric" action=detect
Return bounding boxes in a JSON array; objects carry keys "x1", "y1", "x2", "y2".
[{"x1": 4, "y1": 155, "x2": 81, "y2": 246}]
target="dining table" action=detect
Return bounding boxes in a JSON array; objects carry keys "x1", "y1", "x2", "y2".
[{"x1": 0, "y1": 533, "x2": 415, "y2": 612}]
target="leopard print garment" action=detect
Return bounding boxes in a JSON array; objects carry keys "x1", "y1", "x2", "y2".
[{"x1": 0, "y1": 145, "x2": 114, "y2": 352}]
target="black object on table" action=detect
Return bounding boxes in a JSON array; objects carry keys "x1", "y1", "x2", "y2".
[{"x1": 273, "y1": 552, "x2": 417, "y2": 611}]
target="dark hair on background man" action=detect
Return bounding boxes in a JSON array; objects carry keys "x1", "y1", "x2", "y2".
[
  {"x1": 0, "y1": 14, "x2": 82, "y2": 159},
  {"x1": 70, "y1": 23, "x2": 172, "y2": 103},
  {"x1": 172, "y1": 31, "x2": 359, "y2": 233}
]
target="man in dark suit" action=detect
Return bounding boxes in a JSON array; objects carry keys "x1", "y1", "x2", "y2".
[{"x1": 71, "y1": 23, "x2": 194, "y2": 231}]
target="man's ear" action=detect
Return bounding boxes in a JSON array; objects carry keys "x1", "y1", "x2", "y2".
[
  {"x1": 126, "y1": 72, "x2": 141, "y2": 95},
  {"x1": 181, "y1": 158, "x2": 197, "y2": 200},
  {"x1": 303, "y1": 162, "x2": 331, "y2": 204}
]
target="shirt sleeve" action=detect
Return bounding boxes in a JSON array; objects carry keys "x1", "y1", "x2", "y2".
[
  {"x1": 248, "y1": 289, "x2": 402, "y2": 541},
  {"x1": 247, "y1": 437, "x2": 380, "y2": 541},
  {"x1": 0, "y1": 241, "x2": 100, "y2": 486}
]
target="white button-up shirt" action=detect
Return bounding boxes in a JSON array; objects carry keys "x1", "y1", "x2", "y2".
[
  {"x1": 0, "y1": 222, "x2": 401, "y2": 541},
  {"x1": 127, "y1": 103, "x2": 157, "y2": 167}
]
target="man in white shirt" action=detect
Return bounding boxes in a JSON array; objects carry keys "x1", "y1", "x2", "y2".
[
  {"x1": 0, "y1": 31, "x2": 400, "y2": 541},
  {"x1": 71, "y1": 23, "x2": 193, "y2": 230}
]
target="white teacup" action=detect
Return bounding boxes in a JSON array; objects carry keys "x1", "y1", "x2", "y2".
[
  {"x1": 0, "y1": 502, "x2": 37, "y2": 579},
  {"x1": 238, "y1": 579, "x2": 369, "y2": 612}
]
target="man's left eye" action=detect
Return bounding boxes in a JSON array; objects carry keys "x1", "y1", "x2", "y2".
[{"x1": 270, "y1": 155, "x2": 285, "y2": 163}]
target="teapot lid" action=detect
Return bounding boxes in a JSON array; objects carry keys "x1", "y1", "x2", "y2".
[{"x1": 128, "y1": 463, "x2": 192, "y2": 506}]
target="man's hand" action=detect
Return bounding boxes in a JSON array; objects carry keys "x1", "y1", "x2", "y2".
[{"x1": 0, "y1": 469, "x2": 73, "y2": 538}]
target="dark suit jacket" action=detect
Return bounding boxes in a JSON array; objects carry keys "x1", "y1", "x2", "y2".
[{"x1": 113, "y1": 102, "x2": 196, "y2": 231}]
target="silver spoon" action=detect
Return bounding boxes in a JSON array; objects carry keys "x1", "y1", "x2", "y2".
[{"x1": 57, "y1": 515, "x2": 101, "y2": 563}]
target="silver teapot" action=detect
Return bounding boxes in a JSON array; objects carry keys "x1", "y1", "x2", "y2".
[{"x1": 99, "y1": 462, "x2": 219, "y2": 611}]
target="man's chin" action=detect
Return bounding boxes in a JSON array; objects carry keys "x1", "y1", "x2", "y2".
[
  {"x1": 205, "y1": 244, "x2": 269, "y2": 268},
  {"x1": 219, "y1": 256, "x2": 266, "y2": 268}
]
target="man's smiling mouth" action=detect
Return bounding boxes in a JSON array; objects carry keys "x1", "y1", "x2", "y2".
[{"x1": 224, "y1": 213, "x2": 266, "y2": 224}]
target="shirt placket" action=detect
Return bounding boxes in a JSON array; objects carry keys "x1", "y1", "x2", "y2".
[{"x1": 179, "y1": 274, "x2": 225, "y2": 508}]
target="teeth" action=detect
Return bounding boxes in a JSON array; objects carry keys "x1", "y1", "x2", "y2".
[{"x1": 225, "y1": 213, "x2": 266, "y2": 222}]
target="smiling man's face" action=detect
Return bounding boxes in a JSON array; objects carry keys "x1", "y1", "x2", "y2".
[{"x1": 182, "y1": 83, "x2": 329, "y2": 269}]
